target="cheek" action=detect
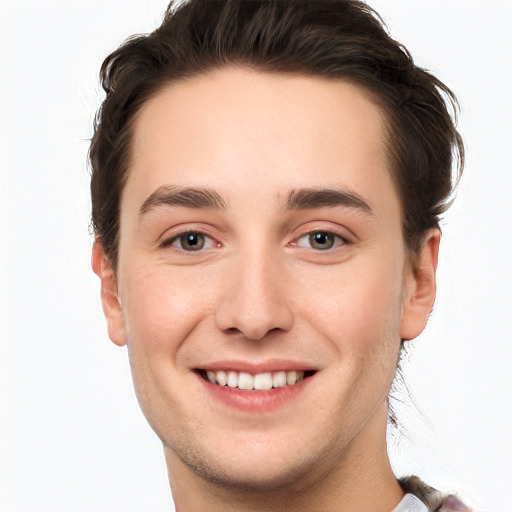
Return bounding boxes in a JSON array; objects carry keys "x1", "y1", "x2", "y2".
[
  {"x1": 120, "y1": 266, "x2": 214, "y2": 354},
  {"x1": 301, "y1": 257, "x2": 404, "y2": 357},
  {"x1": 119, "y1": 267, "x2": 215, "y2": 427}
]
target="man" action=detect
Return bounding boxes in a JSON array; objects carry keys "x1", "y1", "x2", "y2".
[{"x1": 90, "y1": 1, "x2": 468, "y2": 510}]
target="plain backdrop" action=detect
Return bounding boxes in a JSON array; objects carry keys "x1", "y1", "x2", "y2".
[{"x1": 1, "y1": 1, "x2": 511, "y2": 511}]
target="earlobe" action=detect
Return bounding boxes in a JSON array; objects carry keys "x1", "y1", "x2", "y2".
[
  {"x1": 92, "y1": 241, "x2": 127, "y2": 347},
  {"x1": 399, "y1": 229, "x2": 441, "y2": 341}
]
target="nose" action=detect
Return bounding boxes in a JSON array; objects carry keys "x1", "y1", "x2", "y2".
[{"x1": 215, "y1": 252, "x2": 294, "y2": 340}]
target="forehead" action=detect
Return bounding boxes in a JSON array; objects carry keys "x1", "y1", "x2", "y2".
[{"x1": 125, "y1": 67, "x2": 398, "y2": 217}]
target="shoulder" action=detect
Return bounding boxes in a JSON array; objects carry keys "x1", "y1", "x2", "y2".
[{"x1": 398, "y1": 476, "x2": 472, "y2": 512}]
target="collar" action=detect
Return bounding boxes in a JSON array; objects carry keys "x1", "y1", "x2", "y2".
[{"x1": 393, "y1": 493, "x2": 429, "y2": 512}]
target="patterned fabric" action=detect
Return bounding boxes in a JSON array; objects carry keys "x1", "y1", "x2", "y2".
[{"x1": 398, "y1": 476, "x2": 472, "y2": 512}]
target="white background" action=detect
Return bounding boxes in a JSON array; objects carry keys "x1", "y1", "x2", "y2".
[{"x1": 1, "y1": 1, "x2": 511, "y2": 511}]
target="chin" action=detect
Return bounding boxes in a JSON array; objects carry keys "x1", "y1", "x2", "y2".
[
  {"x1": 164, "y1": 425, "x2": 340, "y2": 495},
  {"x1": 186, "y1": 451, "x2": 315, "y2": 492}
]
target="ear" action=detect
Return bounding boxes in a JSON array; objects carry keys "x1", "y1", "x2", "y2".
[
  {"x1": 91, "y1": 240, "x2": 127, "y2": 347},
  {"x1": 399, "y1": 228, "x2": 441, "y2": 341}
]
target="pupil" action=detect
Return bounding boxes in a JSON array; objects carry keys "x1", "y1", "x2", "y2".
[
  {"x1": 182, "y1": 233, "x2": 204, "y2": 250},
  {"x1": 187, "y1": 234, "x2": 198, "y2": 245},
  {"x1": 310, "y1": 232, "x2": 334, "y2": 250}
]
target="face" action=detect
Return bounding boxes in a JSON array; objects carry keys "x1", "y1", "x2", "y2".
[{"x1": 93, "y1": 67, "x2": 438, "y2": 493}]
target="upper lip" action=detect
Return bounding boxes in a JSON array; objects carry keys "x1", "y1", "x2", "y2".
[{"x1": 195, "y1": 359, "x2": 319, "y2": 373}]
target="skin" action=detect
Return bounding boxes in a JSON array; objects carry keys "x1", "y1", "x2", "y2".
[{"x1": 93, "y1": 67, "x2": 440, "y2": 512}]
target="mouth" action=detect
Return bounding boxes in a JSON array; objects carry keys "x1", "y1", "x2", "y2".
[{"x1": 196, "y1": 369, "x2": 316, "y2": 391}]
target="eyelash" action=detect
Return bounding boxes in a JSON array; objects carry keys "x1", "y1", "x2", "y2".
[
  {"x1": 161, "y1": 231, "x2": 219, "y2": 252},
  {"x1": 292, "y1": 230, "x2": 349, "y2": 251},
  {"x1": 160, "y1": 229, "x2": 349, "y2": 252}
]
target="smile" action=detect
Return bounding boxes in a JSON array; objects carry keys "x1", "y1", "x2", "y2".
[{"x1": 199, "y1": 370, "x2": 314, "y2": 390}]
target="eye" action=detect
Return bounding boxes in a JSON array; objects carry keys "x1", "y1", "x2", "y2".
[
  {"x1": 163, "y1": 231, "x2": 215, "y2": 252},
  {"x1": 295, "y1": 231, "x2": 346, "y2": 250}
]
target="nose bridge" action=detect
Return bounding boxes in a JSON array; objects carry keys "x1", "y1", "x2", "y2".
[{"x1": 215, "y1": 243, "x2": 293, "y2": 340}]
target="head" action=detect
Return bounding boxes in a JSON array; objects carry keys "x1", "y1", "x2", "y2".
[
  {"x1": 90, "y1": 0, "x2": 463, "y2": 270},
  {"x1": 90, "y1": 0, "x2": 463, "y2": 506}
]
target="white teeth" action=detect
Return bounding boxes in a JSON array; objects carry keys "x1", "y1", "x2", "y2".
[
  {"x1": 205, "y1": 369, "x2": 308, "y2": 390},
  {"x1": 238, "y1": 372, "x2": 254, "y2": 390},
  {"x1": 272, "y1": 371, "x2": 287, "y2": 388},
  {"x1": 288, "y1": 371, "x2": 305, "y2": 384},
  {"x1": 215, "y1": 370, "x2": 227, "y2": 386},
  {"x1": 286, "y1": 371, "x2": 297, "y2": 385},
  {"x1": 253, "y1": 372, "x2": 272, "y2": 390},
  {"x1": 227, "y1": 371, "x2": 238, "y2": 388}
]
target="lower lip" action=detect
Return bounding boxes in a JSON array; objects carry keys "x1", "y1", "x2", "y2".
[{"x1": 197, "y1": 373, "x2": 313, "y2": 413}]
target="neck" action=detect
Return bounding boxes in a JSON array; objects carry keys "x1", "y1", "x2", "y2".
[{"x1": 165, "y1": 405, "x2": 404, "y2": 512}]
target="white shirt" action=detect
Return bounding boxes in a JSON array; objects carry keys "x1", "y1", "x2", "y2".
[{"x1": 392, "y1": 493, "x2": 429, "y2": 512}]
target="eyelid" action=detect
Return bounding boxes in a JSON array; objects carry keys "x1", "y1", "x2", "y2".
[
  {"x1": 292, "y1": 230, "x2": 348, "y2": 250},
  {"x1": 160, "y1": 227, "x2": 221, "y2": 252},
  {"x1": 288, "y1": 221, "x2": 354, "y2": 247}
]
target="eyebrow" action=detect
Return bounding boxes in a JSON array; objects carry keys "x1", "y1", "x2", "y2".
[
  {"x1": 285, "y1": 187, "x2": 373, "y2": 215},
  {"x1": 139, "y1": 185, "x2": 227, "y2": 215},
  {"x1": 139, "y1": 185, "x2": 372, "y2": 217}
]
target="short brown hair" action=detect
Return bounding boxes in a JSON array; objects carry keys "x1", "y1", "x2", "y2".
[{"x1": 90, "y1": 0, "x2": 463, "y2": 269}]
